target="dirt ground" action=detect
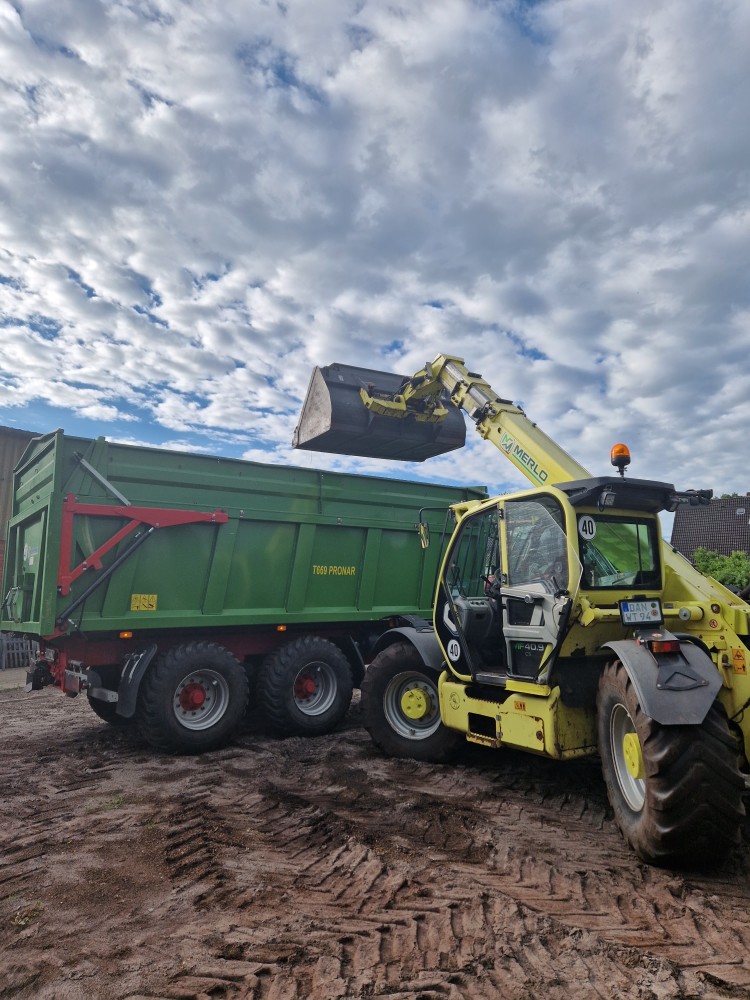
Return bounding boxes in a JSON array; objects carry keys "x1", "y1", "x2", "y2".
[{"x1": 1, "y1": 686, "x2": 749, "y2": 1000}]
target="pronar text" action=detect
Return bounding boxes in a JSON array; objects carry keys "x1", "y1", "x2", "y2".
[{"x1": 312, "y1": 565, "x2": 357, "y2": 576}]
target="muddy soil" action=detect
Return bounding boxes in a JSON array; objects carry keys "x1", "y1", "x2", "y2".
[{"x1": 1, "y1": 688, "x2": 749, "y2": 1000}]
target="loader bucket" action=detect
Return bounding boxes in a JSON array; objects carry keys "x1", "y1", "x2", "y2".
[{"x1": 292, "y1": 363, "x2": 466, "y2": 462}]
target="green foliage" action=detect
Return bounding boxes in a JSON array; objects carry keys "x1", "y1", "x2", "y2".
[{"x1": 692, "y1": 547, "x2": 750, "y2": 590}]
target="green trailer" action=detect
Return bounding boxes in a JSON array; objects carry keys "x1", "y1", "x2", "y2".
[{"x1": 0, "y1": 430, "x2": 486, "y2": 752}]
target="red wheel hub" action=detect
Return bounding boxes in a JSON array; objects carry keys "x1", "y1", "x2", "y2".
[
  {"x1": 294, "y1": 674, "x2": 317, "y2": 700},
  {"x1": 179, "y1": 682, "x2": 207, "y2": 711}
]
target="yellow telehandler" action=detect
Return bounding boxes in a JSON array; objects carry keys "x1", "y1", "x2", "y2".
[{"x1": 294, "y1": 355, "x2": 749, "y2": 866}]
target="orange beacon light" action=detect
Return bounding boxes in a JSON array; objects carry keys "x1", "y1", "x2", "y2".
[{"x1": 610, "y1": 443, "x2": 631, "y2": 476}]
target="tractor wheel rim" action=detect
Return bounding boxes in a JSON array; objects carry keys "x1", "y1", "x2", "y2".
[
  {"x1": 292, "y1": 661, "x2": 337, "y2": 716},
  {"x1": 610, "y1": 702, "x2": 646, "y2": 812},
  {"x1": 383, "y1": 671, "x2": 441, "y2": 741},
  {"x1": 172, "y1": 669, "x2": 230, "y2": 731}
]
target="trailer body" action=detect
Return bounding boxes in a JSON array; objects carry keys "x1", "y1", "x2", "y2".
[{"x1": 1, "y1": 430, "x2": 485, "y2": 750}]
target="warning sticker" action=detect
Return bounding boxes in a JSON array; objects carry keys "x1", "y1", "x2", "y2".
[
  {"x1": 732, "y1": 647, "x2": 747, "y2": 675},
  {"x1": 131, "y1": 594, "x2": 158, "y2": 611}
]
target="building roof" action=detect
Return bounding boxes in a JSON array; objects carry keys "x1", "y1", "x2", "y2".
[{"x1": 670, "y1": 495, "x2": 750, "y2": 559}]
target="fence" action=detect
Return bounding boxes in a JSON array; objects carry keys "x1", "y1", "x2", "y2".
[{"x1": 0, "y1": 634, "x2": 34, "y2": 670}]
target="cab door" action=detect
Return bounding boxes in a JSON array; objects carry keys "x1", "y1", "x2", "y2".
[
  {"x1": 434, "y1": 504, "x2": 505, "y2": 681},
  {"x1": 499, "y1": 496, "x2": 581, "y2": 683}
]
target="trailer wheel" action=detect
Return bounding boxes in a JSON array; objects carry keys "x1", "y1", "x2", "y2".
[
  {"x1": 87, "y1": 693, "x2": 132, "y2": 727},
  {"x1": 597, "y1": 660, "x2": 745, "y2": 867},
  {"x1": 362, "y1": 642, "x2": 461, "y2": 763},
  {"x1": 259, "y1": 637, "x2": 353, "y2": 736},
  {"x1": 137, "y1": 642, "x2": 249, "y2": 753}
]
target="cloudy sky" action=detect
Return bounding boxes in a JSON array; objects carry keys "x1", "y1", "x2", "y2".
[{"x1": 1, "y1": 0, "x2": 748, "y2": 501}]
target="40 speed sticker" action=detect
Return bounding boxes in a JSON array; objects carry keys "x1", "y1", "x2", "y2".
[
  {"x1": 578, "y1": 515, "x2": 596, "y2": 539},
  {"x1": 447, "y1": 639, "x2": 461, "y2": 661}
]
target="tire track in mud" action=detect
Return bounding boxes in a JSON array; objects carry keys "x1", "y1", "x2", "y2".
[
  {"x1": 355, "y1": 750, "x2": 750, "y2": 934},
  {"x1": 0, "y1": 691, "x2": 128, "y2": 914},
  {"x1": 156, "y1": 730, "x2": 750, "y2": 999},
  {"x1": 352, "y1": 750, "x2": 750, "y2": 989},
  {"x1": 1, "y1": 689, "x2": 749, "y2": 999},
  {"x1": 0, "y1": 691, "x2": 176, "y2": 999}
]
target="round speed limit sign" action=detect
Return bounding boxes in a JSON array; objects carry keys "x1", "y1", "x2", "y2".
[
  {"x1": 447, "y1": 639, "x2": 461, "y2": 661},
  {"x1": 578, "y1": 515, "x2": 597, "y2": 540}
]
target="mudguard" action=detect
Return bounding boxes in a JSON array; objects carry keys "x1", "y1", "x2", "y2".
[
  {"x1": 114, "y1": 644, "x2": 159, "y2": 718},
  {"x1": 371, "y1": 624, "x2": 444, "y2": 674},
  {"x1": 601, "y1": 638, "x2": 722, "y2": 725},
  {"x1": 334, "y1": 634, "x2": 366, "y2": 687}
]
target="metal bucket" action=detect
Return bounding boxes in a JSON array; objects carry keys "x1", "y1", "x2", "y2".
[{"x1": 292, "y1": 364, "x2": 466, "y2": 462}]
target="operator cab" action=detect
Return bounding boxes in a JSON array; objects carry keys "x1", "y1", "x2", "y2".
[
  {"x1": 435, "y1": 490, "x2": 581, "y2": 687},
  {"x1": 433, "y1": 468, "x2": 698, "y2": 691}
]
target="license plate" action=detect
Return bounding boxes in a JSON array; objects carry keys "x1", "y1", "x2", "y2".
[{"x1": 619, "y1": 599, "x2": 663, "y2": 625}]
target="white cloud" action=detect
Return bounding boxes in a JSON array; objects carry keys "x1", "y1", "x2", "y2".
[{"x1": 0, "y1": 0, "x2": 748, "y2": 500}]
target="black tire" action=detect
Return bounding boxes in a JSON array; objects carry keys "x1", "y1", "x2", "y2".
[
  {"x1": 86, "y1": 693, "x2": 132, "y2": 727},
  {"x1": 361, "y1": 642, "x2": 461, "y2": 763},
  {"x1": 258, "y1": 637, "x2": 353, "y2": 736},
  {"x1": 597, "y1": 659, "x2": 745, "y2": 867},
  {"x1": 136, "y1": 642, "x2": 249, "y2": 754}
]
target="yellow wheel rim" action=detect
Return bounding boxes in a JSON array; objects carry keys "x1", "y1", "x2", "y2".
[
  {"x1": 400, "y1": 688, "x2": 430, "y2": 720},
  {"x1": 622, "y1": 731, "x2": 645, "y2": 780}
]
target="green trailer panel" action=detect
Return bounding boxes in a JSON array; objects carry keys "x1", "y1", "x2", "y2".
[{"x1": 1, "y1": 430, "x2": 486, "y2": 638}]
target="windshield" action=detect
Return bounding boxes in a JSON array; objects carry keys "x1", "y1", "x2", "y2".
[{"x1": 577, "y1": 514, "x2": 661, "y2": 589}]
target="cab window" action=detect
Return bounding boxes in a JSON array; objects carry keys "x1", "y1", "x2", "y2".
[
  {"x1": 579, "y1": 515, "x2": 660, "y2": 589},
  {"x1": 505, "y1": 497, "x2": 568, "y2": 589},
  {"x1": 445, "y1": 507, "x2": 500, "y2": 599}
]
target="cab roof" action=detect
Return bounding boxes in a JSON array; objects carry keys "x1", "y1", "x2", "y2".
[{"x1": 556, "y1": 477, "x2": 712, "y2": 514}]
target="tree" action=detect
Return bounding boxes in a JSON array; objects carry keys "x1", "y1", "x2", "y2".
[{"x1": 692, "y1": 548, "x2": 750, "y2": 592}]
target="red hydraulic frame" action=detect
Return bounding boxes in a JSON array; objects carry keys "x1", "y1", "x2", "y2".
[{"x1": 57, "y1": 493, "x2": 229, "y2": 597}]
